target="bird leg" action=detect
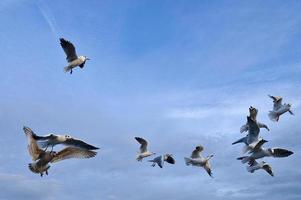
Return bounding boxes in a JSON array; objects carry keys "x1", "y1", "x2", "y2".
[
  {"x1": 46, "y1": 171, "x2": 48, "y2": 176},
  {"x1": 70, "y1": 69, "x2": 73, "y2": 74},
  {"x1": 44, "y1": 145, "x2": 48, "y2": 152},
  {"x1": 151, "y1": 163, "x2": 155, "y2": 167}
]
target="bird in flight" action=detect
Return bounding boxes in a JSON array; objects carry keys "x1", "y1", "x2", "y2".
[
  {"x1": 60, "y1": 38, "x2": 90, "y2": 74},
  {"x1": 135, "y1": 137, "x2": 156, "y2": 161}
]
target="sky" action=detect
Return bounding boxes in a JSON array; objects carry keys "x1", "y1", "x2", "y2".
[{"x1": 0, "y1": 0, "x2": 301, "y2": 199}]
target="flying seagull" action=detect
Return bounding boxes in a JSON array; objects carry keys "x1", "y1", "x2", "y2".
[
  {"x1": 237, "y1": 139, "x2": 293, "y2": 164},
  {"x1": 60, "y1": 38, "x2": 90, "y2": 74},
  {"x1": 232, "y1": 116, "x2": 261, "y2": 146},
  {"x1": 246, "y1": 158, "x2": 274, "y2": 177},
  {"x1": 135, "y1": 137, "x2": 156, "y2": 161},
  {"x1": 23, "y1": 126, "x2": 99, "y2": 151},
  {"x1": 240, "y1": 106, "x2": 270, "y2": 133},
  {"x1": 148, "y1": 154, "x2": 175, "y2": 168},
  {"x1": 268, "y1": 95, "x2": 294, "y2": 122},
  {"x1": 184, "y1": 145, "x2": 214, "y2": 177},
  {"x1": 23, "y1": 126, "x2": 97, "y2": 177}
]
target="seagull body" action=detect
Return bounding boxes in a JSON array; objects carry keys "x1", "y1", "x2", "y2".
[
  {"x1": 135, "y1": 137, "x2": 155, "y2": 161},
  {"x1": 60, "y1": 38, "x2": 90, "y2": 74},
  {"x1": 148, "y1": 154, "x2": 175, "y2": 168},
  {"x1": 240, "y1": 107, "x2": 269, "y2": 133},
  {"x1": 23, "y1": 126, "x2": 97, "y2": 177},
  {"x1": 268, "y1": 95, "x2": 294, "y2": 122},
  {"x1": 246, "y1": 158, "x2": 274, "y2": 176},
  {"x1": 23, "y1": 127, "x2": 99, "y2": 151},
  {"x1": 233, "y1": 116, "x2": 261, "y2": 146},
  {"x1": 237, "y1": 139, "x2": 294, "y2": 164},
  {"x1": 184, "y1": 145, "x2": 213, "y2": 177}
]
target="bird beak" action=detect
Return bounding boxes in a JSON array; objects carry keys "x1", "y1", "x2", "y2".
[{"x1": 86, "y1": 57, "x2": 91, "y2": 60}]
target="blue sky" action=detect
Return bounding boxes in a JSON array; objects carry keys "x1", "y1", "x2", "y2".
[{"x1": 0, "y1": 0, "x2": 301, "y2": 199}]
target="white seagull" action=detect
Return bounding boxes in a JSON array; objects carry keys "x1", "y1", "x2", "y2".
[
  {"x1": 24, "y1": 126, "x2": 97, "y2": 177},
  {"x1": 237, "y1": 139, "x2": 294, "y2": 164},
  {"x1": 268, "y1": 95, "x2": 294, "y2": 122},
  {"x1": 23, "y1": 126, "x2": 99, "y2": 151},
  {"x1": 232, "y1": 116, "x2": 261, "y2": 146},
  {"x1": 60, "y1": 38, "x2": 90, "y2": 74},
  {"x1": 184, "y1": 145, "x2": 213, "y2": 177},
  {"x1": 135, "y1": 137, "x2": 156, "y2": 161},
  {"x1": 148, "y1": 154, "x2": 175, "y2": 168},
  {"x1": 246, "y1": 158, "x2": 274, "y2": 177},
  {"x1": 240, "y1": 106, "x2": 270, "y2": 133}
]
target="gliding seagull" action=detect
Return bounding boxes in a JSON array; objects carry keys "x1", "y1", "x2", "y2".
[
  {"x1": 60, "y1": 38, "x2": 90, "y2": 74},
  {"x1": 268, "y1": 95, "x2": 294, "y2": 122}
]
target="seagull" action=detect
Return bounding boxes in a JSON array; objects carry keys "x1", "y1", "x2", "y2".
[
  {"x1": 23, "y1": 127, "x2": 97, "y2": 177},
  {"x1": 60, "y1": 38, "x2": 90, "y2": 74},
  {"x1": 237, "y1": 139, "x2": 294, "y2": 164},
  {"x1": 240, "y1": 106, "x2": 270, "y2": 133},
  {"x1": 246, "y1": 158, "x2": 274, "y2": 177},
  {"x1": 135, "y1": 137, "x2": 156, "y2": 161},
  {"x1": 23, "y1": 126, "x2": 99, "y2": 151},
  {"x1": 184, "y1": 145, "x2": 213, "y2": 177},
  {"x1": 232, "y1": 116, "x2": 261, "y2": 146},
  {"x1": 268, "y1": 95, "x2": 294, "y2": 122},
  {"x1": 148, "y1": 154, "x2": 175, "y2": 168}
]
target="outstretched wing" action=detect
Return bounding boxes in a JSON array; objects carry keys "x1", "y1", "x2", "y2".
[
  {"x1": 268, "y1": 95, "x2": 282, "y2": 111},
  {"x1": 250, "y1": 139, "x2": 268, "y2": 153},
  {"x1": 263, "y1": 164, "x2": 274, "y2": 176},
  {"x1": 272, "y1": 148, "x2": 293, "y2": 158},
  {"x1": 164, "y1": 154, "x2": 175, "y2": 164},
  {"x1": 60, "y1": 38, "x2": 78, "y2": 62},
  {"x1": 191, "y1": 145, "x2": 204, "y2": 158},
  {"x1": 51, "y1": 147, "x2": 97, "y2": 163},
  {"x1": 23, "y1": 126, "x2": 44, "y2": 161},
  {"x1": 240, "y1": 124, "x2": 249, "y2": 133},
  {"x1": 64, "y1": 138, "x2": 99, "y2": 150},
  {"x1": 135, "y1": 137, "x2": 148, "y2": 153},
  {"x1": 204, "y1": 161, "x2": 213, "y2": 177}
]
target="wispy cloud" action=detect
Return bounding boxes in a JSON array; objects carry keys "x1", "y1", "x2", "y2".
[{"x1": 36, "y1": 0, "x2": 60, "y2": 38}]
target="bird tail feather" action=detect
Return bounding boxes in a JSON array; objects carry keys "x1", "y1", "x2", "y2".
[
  {"x1": 232, "y1": 137, "x2": 245, "y2": 145},
  {"x1": 64, "y1": 66, "x2": 72, "y2": 73}
]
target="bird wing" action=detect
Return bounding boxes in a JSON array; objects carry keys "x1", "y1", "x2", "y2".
[
  {"x1": 164, "y1": 154, "x2": 175, "y2": 164},
  {"x1": 191, "y1": 145, "x2": 204, "y2": 158},
  {"x1": 60, "y1": 38, "x2": 78, "y2": 62},
  {"x1": 32, "y1": 133, "x2": 55, "y2": 141},
  {"x1": 51, "y1": 147, "x2": 97, "y2": 163},
  {"x1": 204, "y1": 161, "x2": 213, "y2": 177},
  {"x1": 268, "y1": 95, "x2": 282, "y2": 110},
  {"x1": 262, "y1": 164, "x2": 274, "y2": 176},
  {"x1": 135, "y1": 137, "x2": 148, "y2": 153},
  {"x1": 271, "y1": 148, "x2": 294, "y2": 158},
  {"x1": 23, "y1": 126, "x2": 44, "y2": 161},
  {"x1": 64, "y1": 137, "x2": 99, "y2": 150},
  {"x1": 240, "y1": 124, "x2": 248, "y2": 133},
  {"x1": 250, "y1": 139, "x2": 268, "y2": 153}
]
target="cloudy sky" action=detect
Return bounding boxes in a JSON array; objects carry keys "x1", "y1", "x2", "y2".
[{"x1": 0, "y1": 0, "x2": 301, "y2": 199}]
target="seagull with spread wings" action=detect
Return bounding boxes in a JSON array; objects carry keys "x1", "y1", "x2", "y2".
[
  {"x1": 246, "y1": 158, "x2": 274, "y2": 177},
  {"x1": 237, "y1": 139, "x2": 294, "y2": 164},
  {"x1": 23, "y1": 126, "x2": 99, "y2": 151},
  {"x1": 135, "y1": 137, "x2": 156, "y2": 161},
  {"x1": 148, "y1": 154, "x2": 175, "y2": 168},
  {"x1": 23, "y1": 126, "x2": 97, "y2": 177},
  {"x1": 268, "y1": 95, "x2": 294, "y2": 122},
  {"x1": 60, "y1": 38, "x2": 90, "y2": 74},
  {"x1": 184, "y1": 145, "x2": 214, "y2": 177}
]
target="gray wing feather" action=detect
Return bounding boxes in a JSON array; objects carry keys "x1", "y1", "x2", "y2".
[{"x1": 60, "y1": 38, "x2": 78, "y2": 62}]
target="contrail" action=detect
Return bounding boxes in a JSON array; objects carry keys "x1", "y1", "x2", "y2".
[{"x1": 36, "y1": 0, "x2": 61, "y2": 38}]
